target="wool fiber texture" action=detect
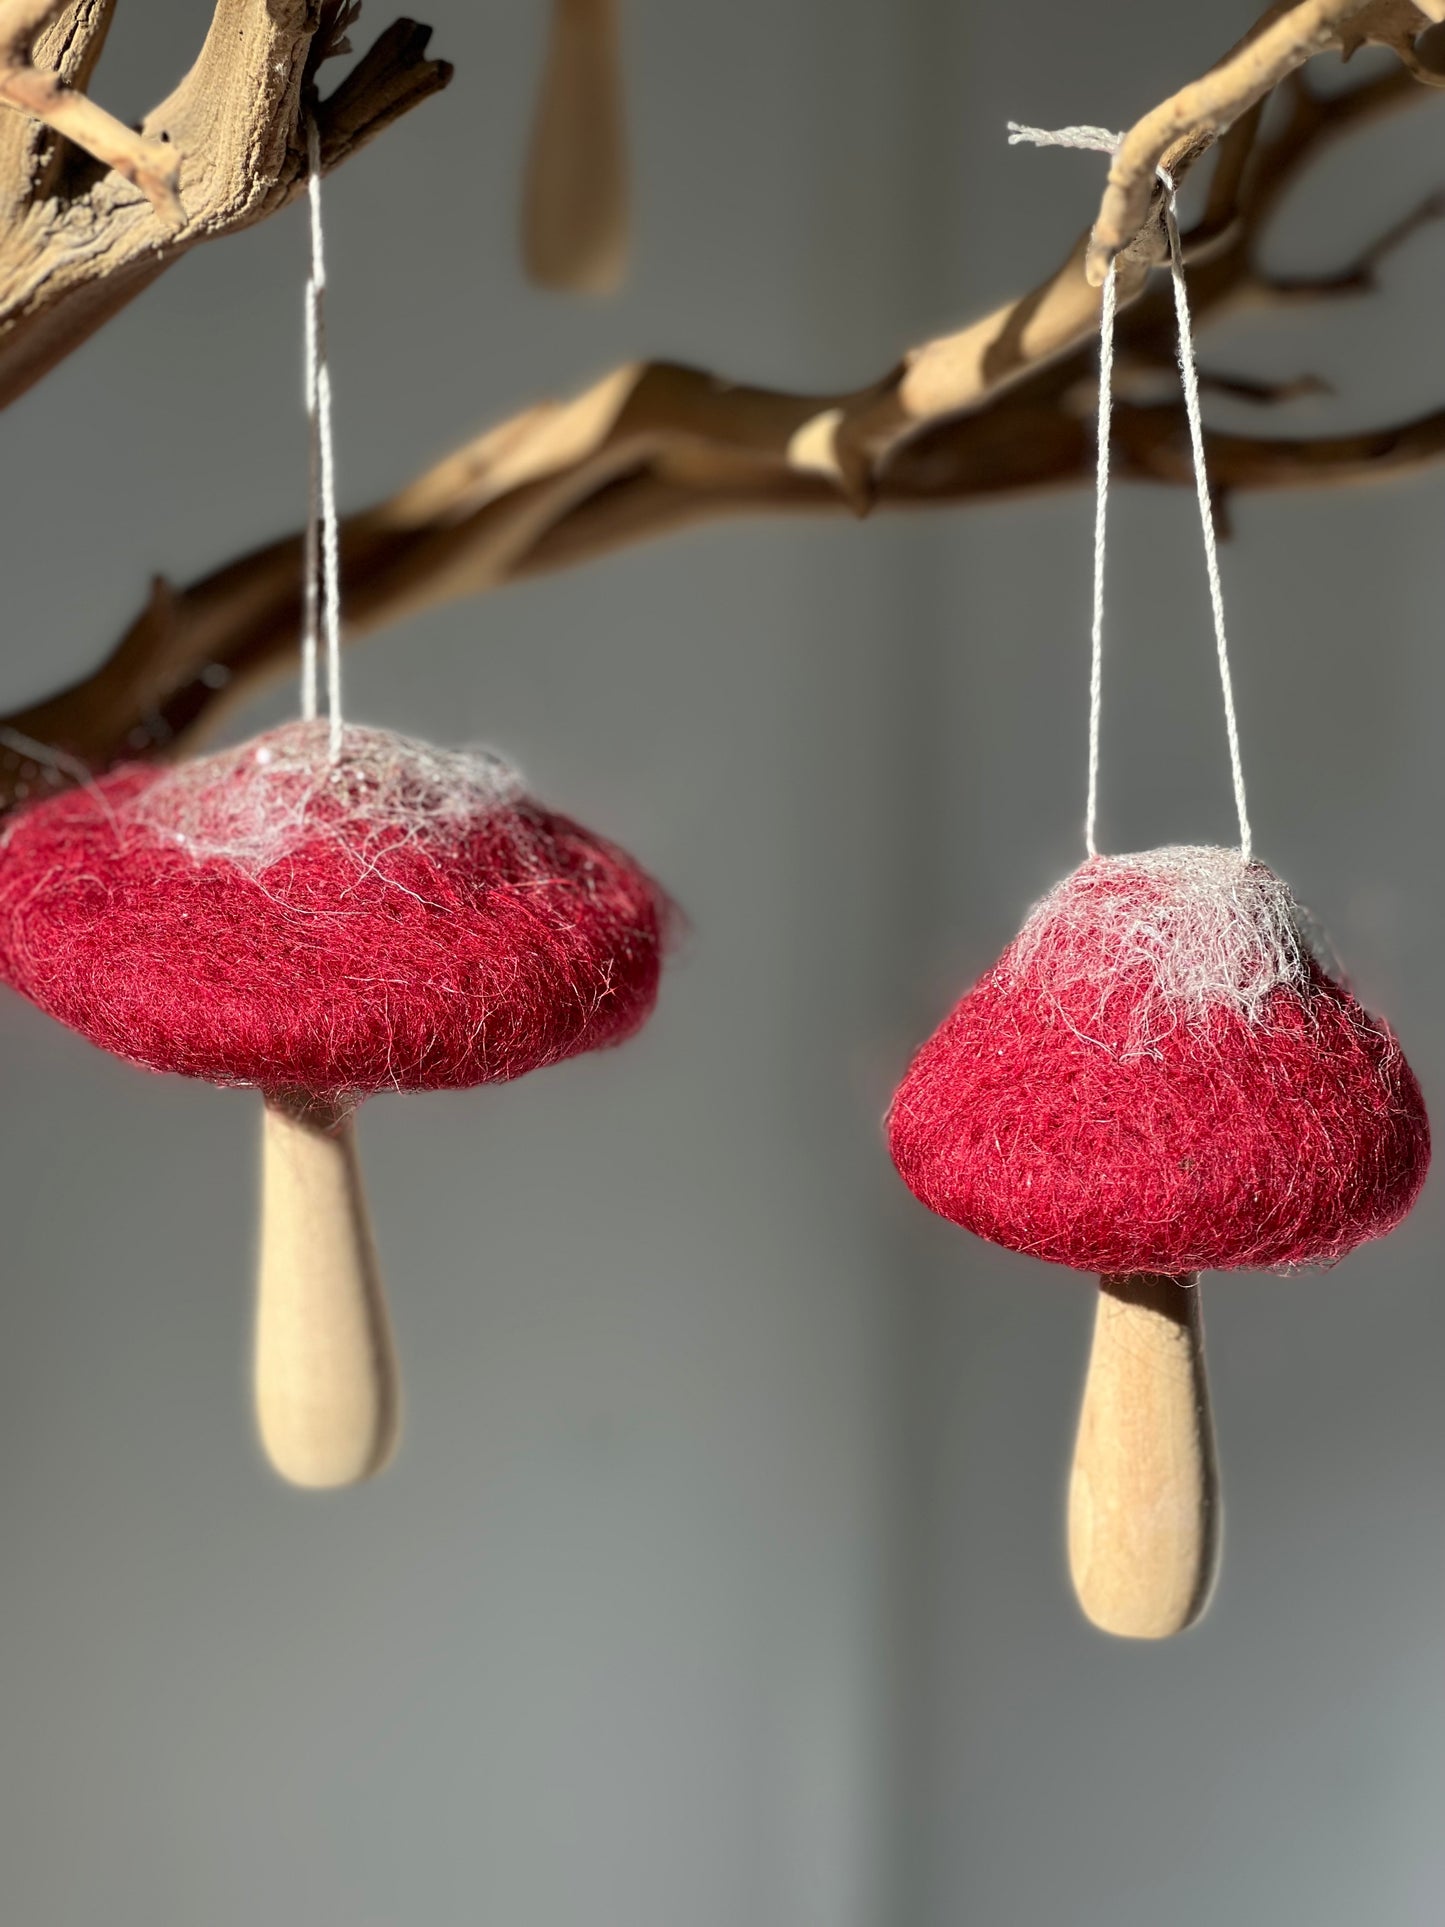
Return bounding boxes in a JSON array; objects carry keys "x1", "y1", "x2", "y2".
[
  {"x1": 888, "y1": 847, "x2": 1429, "y2": 1274},
  {"x1": 0, "y1": 722, "x2": 669, "y2": 1100}
]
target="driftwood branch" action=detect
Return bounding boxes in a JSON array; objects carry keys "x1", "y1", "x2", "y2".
[
  {"x1": 0, "y1": 3, "x2": 1442, "y2": 815},
  {"x1": 0, "y1": 1, "x2": 450, "y2": 411},
  {"x1": 1086, "y1": 0, "x2": 1445, "y2": 281},
  {"x1": 2, "y1": 52, "x2": 1439, "y2": 811}
]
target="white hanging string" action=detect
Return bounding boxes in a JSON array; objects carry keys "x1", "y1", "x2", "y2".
[
  {"x1": 1087, "y1": 257, "x2": 1117, "y2": 859},
  {"x1": 1159, "y1": 170, "x2": 1252, "y2": 862},
  {"x1": 1007, "y1": 123, "x2": 1253, "y2": 863},
  {"x1": 302, "y1": 116, "x2": 344, "y2": 762},
  {"x1": 301, "y1": 252, "x2": 319, "y2": 723}
]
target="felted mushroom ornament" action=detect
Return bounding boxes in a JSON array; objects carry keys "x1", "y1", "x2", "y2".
[
  {"x1": 888, "y1": 846, "x2": 1429, "y2": 1636},
  {"x1": 0, "y1": 720, "x2": 670, "y2": 1487},
  {"x1": 0, "y1": 122, "x2": 667, "y2": 1491},
  {"x1": 887, "y1": 130, "x2": 1432, "y2": 1637}
]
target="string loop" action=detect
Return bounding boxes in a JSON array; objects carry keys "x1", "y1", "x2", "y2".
[
  {"x1": 302, "y1": 116, "x2": 344, "y2": 763},
  {"x1": 1008, "y1": 124, "x2": 1253, "y2": 863},
  {"x1": 1087, "y1": 257, "x2": 1116, "y2": 858},
  {"x1": 1159, "y1": 170, "x2": 1252, "y2": 862}
]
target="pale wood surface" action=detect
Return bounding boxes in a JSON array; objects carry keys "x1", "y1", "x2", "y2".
[
  {"x1": 0, "y1": 4, "x2": 450, "y2": 413},
  {"x1": 522, "y1": 0, "x2": 628, "y2": 294},
  {"x1": 1086, "y1": 0, "x2": 1445, "y2": 284},
  {"x1": 254, "y1": 1094, "x2": 400, "y2": 1489},
  {"x1": 1068, "y1": 1272, "x2": 1220, "y2": 1640}
]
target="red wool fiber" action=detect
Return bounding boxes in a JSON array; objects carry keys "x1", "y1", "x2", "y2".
[
  {"x1": 888, "y1": 847, "x2": 1430, "y2": 1275},
  {"x1": 0, "y1": 722, "x2": 669, "y2": 1101}
]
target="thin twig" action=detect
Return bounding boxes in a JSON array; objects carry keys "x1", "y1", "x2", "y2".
[{"x1": 0, "y1": 0, "x2": 182, "y2": 220}]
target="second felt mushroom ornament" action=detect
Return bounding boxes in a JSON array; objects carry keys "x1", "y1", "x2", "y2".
[
  {"x1": 888, "y1": 137, "x2": 1432, "y2": 1638},
  {"x1": 0, "y1": 122, "x2": 671, "y2": 1490},
  {"x1": 889, "y1": 847, "x2": 1429, "y2": 1637}
]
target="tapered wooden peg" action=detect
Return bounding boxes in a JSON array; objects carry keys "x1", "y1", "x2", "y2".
[
  {"x1": 254, "y1": 1092, "x2": 400, "y2": 1489},
  {"x1": 522, "y1": 0, "x2": 629, "y2": 293},
  {"x1": 1068, "y1": 1271, "x2": 1220, "y2": 1638}
]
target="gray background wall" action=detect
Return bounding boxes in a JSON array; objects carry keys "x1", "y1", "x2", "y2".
[{"x1": 0, "y1": 3, "x2": 1442, "y2": 1923}]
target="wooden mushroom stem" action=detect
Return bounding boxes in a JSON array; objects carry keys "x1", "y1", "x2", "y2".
[
  {"x1": 522, "y1": 0, "x2": 629, "y2": 293},
  {"x1": 254, "y1": 1091, "x2": 401, "y2": 1489},
  {"x1": 1067, "y1": 1272, "x2": 1221, "y2": 1639}
]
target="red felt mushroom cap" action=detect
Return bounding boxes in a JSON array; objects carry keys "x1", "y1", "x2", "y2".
[
  {"x1": 0, "y1": 722, "x2": 670, "y2": 1101},
  {"x1": 888, "y1": 847, "x2": 1430, "y2": 1274}
]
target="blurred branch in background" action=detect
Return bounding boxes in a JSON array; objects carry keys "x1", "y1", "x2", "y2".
[{"x1": 0, "y1": 2, "x2": 1442, "y2": 807}]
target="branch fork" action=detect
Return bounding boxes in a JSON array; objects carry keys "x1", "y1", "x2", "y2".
[
  {"x1": 0, "y1": 0, "x2": 182, "y2": 220},
  {"x1": 1085, "y1": 0, "x2": 1445, "y2": 283},
  {"x1": 0, "y1": 2, "x2": 452, "y2": 412}
]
